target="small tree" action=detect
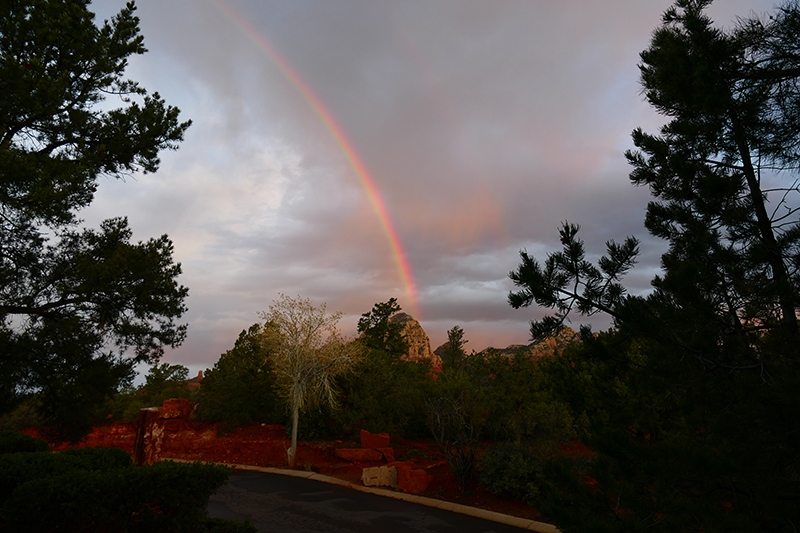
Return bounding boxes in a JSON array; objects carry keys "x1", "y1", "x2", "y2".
[
  {"x1": 259, "y1": 295, "x2": 362, "y2": 467},
  {"x1": 196, "y1": 323, "x2": 279, "y2": 426},
  {"x1": 356, "y1": 298, "x2": 409, "y2": 357},
  {"x1": 441, "y1": 325, "x2": 468, "y2": 370}
]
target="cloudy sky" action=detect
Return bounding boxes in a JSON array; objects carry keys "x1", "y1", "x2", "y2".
[{"x1": 84, "y1": 0, "x2": 774, "y2": 375}]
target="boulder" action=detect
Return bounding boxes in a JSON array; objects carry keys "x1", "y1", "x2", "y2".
[
  {"x1": 377, "y1": 447, "x2": 395, "y2": 462},
  {"x1": 361, "y1": 465, "x2": 398, "y2": 488},
  {"x1": 334, "y1": 448, "x2": 383, "y2": 463},
  {"x1": 397, "y1": 466, "x2": 429, "y2": 494},
  {"x1": 360, "y1": 429, "x2": 390, "y2": 449}
]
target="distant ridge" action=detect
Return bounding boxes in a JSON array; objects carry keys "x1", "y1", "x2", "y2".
[{"x1": 433, "y1": 326, "x2": 582, "y2": 360}]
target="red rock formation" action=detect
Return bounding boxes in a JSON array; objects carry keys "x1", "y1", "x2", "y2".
[
  {"x1": 360, "y1": 429, "x2": 390, "y2": 449},
  {"x1": 334, "y1": 448, "x2": 383, "y2": 463}
]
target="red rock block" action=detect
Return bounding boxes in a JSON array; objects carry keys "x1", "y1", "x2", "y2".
[
  {"x1": 397, "y1": 466, "x2": 429, "y2": 494},
  {"x1": 377, "y1": 447, "x2": 395, "y2": 462},
  {"x1": 334, "y1": 448, "x2": 383, "y2": 463},
  {"x1": 360, "y1": 429, "x2": 390, "y2": 449},
  {"x1": 159, "y1": 398, "x2": 196, "y2": 419},
  {"x1": 385, "y1": 460, "x2": 417, "y2": 470}
]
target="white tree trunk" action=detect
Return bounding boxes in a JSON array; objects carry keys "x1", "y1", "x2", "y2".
[{"x1": 288, "y1": 401, "x2": 299, "y2": 467}]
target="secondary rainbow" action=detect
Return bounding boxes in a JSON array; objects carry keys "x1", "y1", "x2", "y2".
[{"x1": 209, "y1": 0, "x2": 420, "y2": 318}]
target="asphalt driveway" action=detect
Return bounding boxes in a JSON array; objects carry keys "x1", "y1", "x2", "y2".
[{"x1": 208, "y1": 469, "x2": 557, "y2": 533}]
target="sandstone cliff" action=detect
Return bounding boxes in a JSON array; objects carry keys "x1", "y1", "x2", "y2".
[{"x1": 388, "y1": 313, "x2": 442, "y2": 367}]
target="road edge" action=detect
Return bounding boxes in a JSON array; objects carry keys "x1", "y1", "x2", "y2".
[{"x1": 170, "y1": 459, "x2": 559, "y2": 533}]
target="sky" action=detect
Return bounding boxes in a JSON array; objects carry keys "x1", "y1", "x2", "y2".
[{"x1": 84, "y1": 0, "x2": 776, "y2": 376}]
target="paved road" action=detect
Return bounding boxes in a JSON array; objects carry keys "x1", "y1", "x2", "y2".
[{"x1": 208, "y1": 469, "x2": 548, "y2": 533}]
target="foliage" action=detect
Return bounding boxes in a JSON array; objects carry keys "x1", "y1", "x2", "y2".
[
  {"x1": 0, "y1": 446, "x2": 131, "y2": 502},
  {"x1": 0, "y1": 430, "x2": 49, "y2": 454},
  {"x1": 440, "y1": 325, "x2": 468, "y2": 370},
  {"x1": 0, "y1": 397, "x2": 43, "y2": 433},
  {"x1": 509, "y1": 222, "x2": 639, "y2": 341},
  {"x1": 0, "y1": 0, "x2": 191, "y2": 438},
  {"x1": 508, "y1": 2, "x2": 800, "y2": 530},
  {"x1": 468, "y1": 350, "x2": 576, "y2": 502},
  {"x1": 356, "y1": 298, "x2": 409, "y2": 356},
  {"x1": 0, "y1": 460, "x2": 229, "y2": 532},
  {"x1": 335, "y1": 349, "x2": 432, "y2": 437},
  {"x1": 471, "y1": 350, "x2": 576, "y2": 444},
  {"x1": 102, "y1": 362, "x2": 195, "y2": 422},
  {"x1": 259, "y1": 295, "x2": 363, "y2": 466},
  {"x1": 336, "y1": 299, "x2": 432, "y2": 437},
  {"x1": 196, "y1": 323, "x2": 280, "y2": 426},
  {"x1": 425, "y1": 368, "x2": 485, "y2": 492},
  {"x1": 479, "y1": 442, "x2": 547, "y2": 504}
]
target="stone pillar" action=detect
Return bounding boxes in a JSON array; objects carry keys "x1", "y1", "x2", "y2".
[{"x1": 131, "y1": 407, "x2": 162, "y2": 466}]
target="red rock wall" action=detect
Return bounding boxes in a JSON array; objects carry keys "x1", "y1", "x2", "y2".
[{"x1": 27, "y1": 401, "x2": 293, "y2": 467}]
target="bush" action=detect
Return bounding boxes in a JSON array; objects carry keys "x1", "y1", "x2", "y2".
[
  {"x1": 480, "y1": 442, "x2": 546, "y2": 504},
  {"x1": 0, "y1": 431, "x2": 50, "y2": 454},
  {"x1": 1, "y1": 460, "x2": 230, "y2": 532},
  {"x1": 0, "y1": 447, "x2": 131, "y2": 503},
  {"x1": 425, "y1": 368, "x2": 485, "y2": 492}
]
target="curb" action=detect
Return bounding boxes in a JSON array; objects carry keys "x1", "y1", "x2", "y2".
[{"x1": 170, "y1": 459, "x2": 559, "y2": 532}]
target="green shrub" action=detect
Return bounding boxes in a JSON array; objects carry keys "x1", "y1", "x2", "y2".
[
  {"x1": 60, "y1": 446, "x2": 131, "y2": 469},
  {"x1": 1, "y1": 460, "x2": 230, "y2": 532},
  {"x1": 335, "y1": 353, "x2": 433, "y2": 437},
  {"x1": 479, "y1": 441, "x2": 546, "y2": 504},
  {"x1": 0, "y1": 431, "x2": 50, "y2": 454},
  {"x1": 425, "y1": 369, "x2": 484, "y2": 492},
  {"x1": 0, "y1": 447, "x2": 130, "y2": 503}
]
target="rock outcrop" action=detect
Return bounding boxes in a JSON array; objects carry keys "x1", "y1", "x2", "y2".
[{"x1": 389, "y1": 312, "x2": 442, "y2": 367}]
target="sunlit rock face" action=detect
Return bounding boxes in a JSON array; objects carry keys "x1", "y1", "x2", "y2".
[{"x1": 388, "y1": 312, "x2": 442, "y2": 367}]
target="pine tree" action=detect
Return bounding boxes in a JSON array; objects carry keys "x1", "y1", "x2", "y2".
[
  {"x1": 0, "y1": 1, "x2": 191, "y2": 440},
  {"x1": 509, "y1": 1, "x2": 800, "y2": 530}
]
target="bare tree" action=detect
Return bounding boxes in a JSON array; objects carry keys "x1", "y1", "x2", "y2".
[{"x1": 259, "y1": 295, "x2": 362, "y2": 467}]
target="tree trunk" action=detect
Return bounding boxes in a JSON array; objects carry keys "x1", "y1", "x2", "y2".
[
  {"x1": 288, "y1": 401, "x2": 299, "y2": 467},
  {"x1": 730, "y1": 112, "x2": 798, "y2": 336}
]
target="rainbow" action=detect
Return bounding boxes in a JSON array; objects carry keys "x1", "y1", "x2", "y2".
[{"x1": 208, "y1": 0, "x2": 420, "y2": 318}]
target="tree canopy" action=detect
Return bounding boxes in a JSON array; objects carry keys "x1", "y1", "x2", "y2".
[
  {"x1": 197, "y1": 323, "x2": 279, "y2": 426},
  {"x1": 509, "y1": 1, "x2": 800, "y2": 530},
  {"x1": 356, "y1": 297, "x2": 409, "y2": 357},
  {"x1": 0, "y1": 0, "x2": 191, "y2": 439}
]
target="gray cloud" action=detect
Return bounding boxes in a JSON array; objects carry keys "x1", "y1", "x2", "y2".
[{"x1": 83, "y1": 0, "x2": 775, "y2": 373}]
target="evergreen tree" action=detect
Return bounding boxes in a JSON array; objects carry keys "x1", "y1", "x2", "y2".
[
  {"x1": 0, "y1": 0, "x2": 191, "y2": 440},
  {"x1": 509, "y1": 1, "x2": 800, "y2": 530},
  {"x1": 197, "y1": 323, "x2": 279, "y2": 426},
  {"x1": 356, "y1": 298, "x2": 409, "y2": 357},
  {"x1": 440, "y1": 325, "x2": 467, "y2": 370}
]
